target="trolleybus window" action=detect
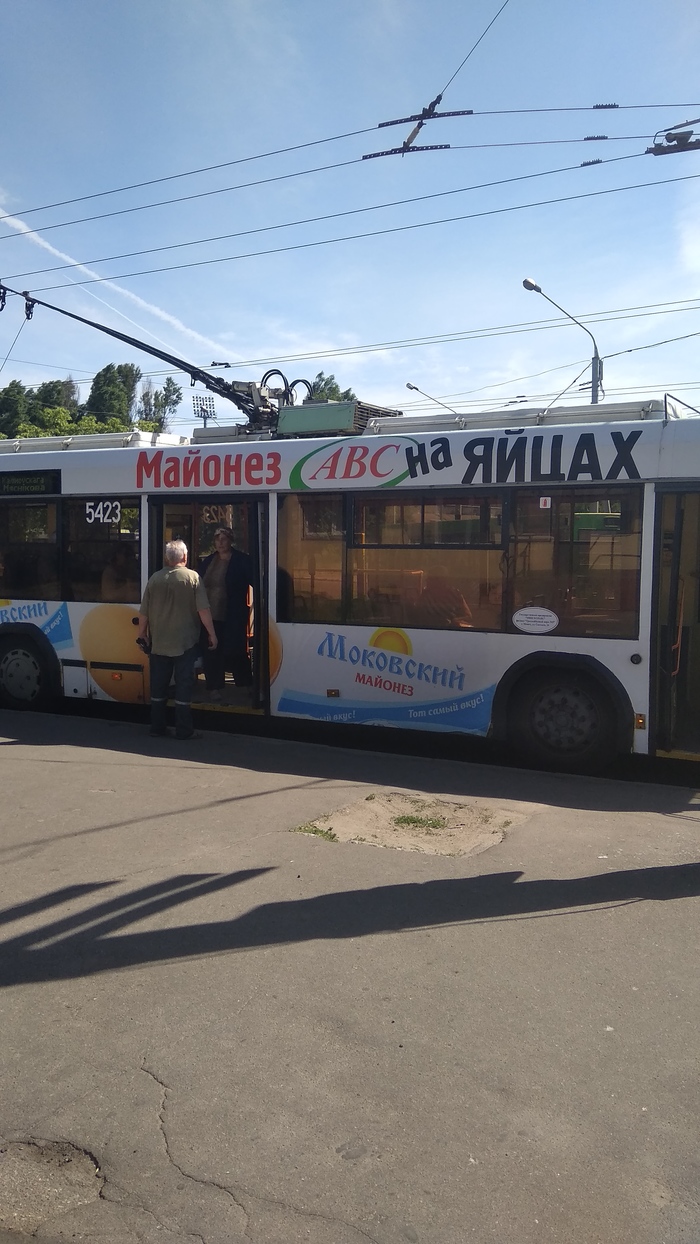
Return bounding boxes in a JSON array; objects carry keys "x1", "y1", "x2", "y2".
[
  {"x1": 0, "y1": 502, "x2": 60, "y2": 600},
  {"x1": 349, "y1": 495, "x2": 504, "y2": 631},
  {"x1": 277, "y1": 492, "x2": 506, "y2": 632},
  {"x1": 277, "y1": 494, "x2": 344, "y2": 623},
  {"x1": 64, "y1": 499, "x2": 140, "y2": 602},
  {"x1": 509, "y1": 488, "x2": 642, "y2": 637}
]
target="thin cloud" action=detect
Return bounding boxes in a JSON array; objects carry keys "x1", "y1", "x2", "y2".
[
  {"x1": 677, "y1": 183, "x2": 700, "y2": 275},
  {"x1": 0, "y1": 211, "x2": 230, "y2": 357}
]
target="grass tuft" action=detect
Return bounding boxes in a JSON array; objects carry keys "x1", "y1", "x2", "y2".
[
  {"x1": 293, "y1": 822, "x2": 338, "y2": 842},
  {"x1": 392, "y1": 814, "x2": 447, "y2": 831}
]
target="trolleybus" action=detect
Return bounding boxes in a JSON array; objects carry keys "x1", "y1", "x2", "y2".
[{"x1": 0, "y1": 392, "x2": 698, "y2": 770}]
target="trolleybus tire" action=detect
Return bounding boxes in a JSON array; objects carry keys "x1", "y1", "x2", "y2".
[
  {"x1": 0, "y1": 637, "x2": 51, "y2": 710},
  {"x1": 506, "y1": 668, "x2": 616, "y2": 773}
]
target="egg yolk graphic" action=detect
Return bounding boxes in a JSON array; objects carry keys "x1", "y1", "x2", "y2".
[
  {"x1": 368, "y1": 627, "x2": 412, "y2": 656},
  {"x1": 79, "y1": 605, "x2": 149, "y2": 703},
  {"x1": 268, "y1": 619, "x2": 283, "y2": 684}
]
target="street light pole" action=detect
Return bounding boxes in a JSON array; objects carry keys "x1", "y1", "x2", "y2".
[{"x1": 523, "y1": 278, "x2": 602, "y2": 404}]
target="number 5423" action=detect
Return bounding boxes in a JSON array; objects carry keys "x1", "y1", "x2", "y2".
[{"x1": 85, "y1": 500, "x2": 122, "y2": 524}]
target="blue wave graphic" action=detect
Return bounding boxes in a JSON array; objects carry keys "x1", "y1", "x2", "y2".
[
  {"x1": 41, "y1": 603, "x2": 74, "y2": 652},
  {"x1": 276, "y1": 685, "x2": 496, "y2": 734}
]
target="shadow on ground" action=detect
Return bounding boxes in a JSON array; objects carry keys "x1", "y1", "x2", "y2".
[
  {"x1": 2, "y1": 862, "x2": 699, "y2": 987},
  {"x1": 2, "y1": 710, "x2": 700, "y2": 819}
]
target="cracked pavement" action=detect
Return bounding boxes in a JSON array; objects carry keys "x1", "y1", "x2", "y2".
[{"x1": 0, "y1": 710, "x2": 699, "y2": 1243}]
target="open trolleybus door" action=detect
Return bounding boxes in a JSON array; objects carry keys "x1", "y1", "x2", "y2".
[
  {"x1": 249, "y1": 495, "x2": 270, "y2": 713},
  {"x1": 654, "y1": 490, "x2": 700, "y2": 756},
  {"x1": 147, "y1": 495, "x2": 269, "y2": 718},
  {"x1": 656, "y1": 493, "x2": 684, "y2": 752}
]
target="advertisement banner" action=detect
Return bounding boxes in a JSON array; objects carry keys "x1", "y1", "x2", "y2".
[{"x1": 270, "y1": 621, "x2": 498, "y2": 735}]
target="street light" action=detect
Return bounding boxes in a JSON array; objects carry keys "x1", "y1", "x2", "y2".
[
  {"x1": 405, "y1": 382, "x2": 458, "y2": 416},
  {"x1": 522, "y1": 278, "x2": 603, "y2": 404}
]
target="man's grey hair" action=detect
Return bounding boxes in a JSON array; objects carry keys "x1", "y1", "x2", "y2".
[{"x1": 164, "y1": 539, "x2": 187, "y2": 566}]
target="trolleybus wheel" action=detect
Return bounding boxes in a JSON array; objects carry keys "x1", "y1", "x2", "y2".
[
  {"x1": 0, "y1": 638, "x2": 50, "y2": 710},
  {"x1": 507, "y1": 669, "x2": 616, "y2": 773}
]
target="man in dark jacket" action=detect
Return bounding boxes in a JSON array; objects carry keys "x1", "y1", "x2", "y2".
[{"x1": 198, "y1": 527, "x2": 253, "y2": 696}]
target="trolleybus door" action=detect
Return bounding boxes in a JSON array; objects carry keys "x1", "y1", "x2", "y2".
[
  {"x1": 656, "y1": 492, "x2": 700, "y2": 755},
  {"x1": 147, "y1": 496, "x2": 269, "y2": 715},
  {"x1": 657, "y1": 494, "x2": 684, "y2": 751},
  {"x1": 250, "y1": 496, "x2": 270, "y2": 714}
]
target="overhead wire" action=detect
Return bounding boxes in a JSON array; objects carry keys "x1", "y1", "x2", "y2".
[
  {"x1": 3, "y1": 151, "x2": 650, "y2": 280},
  {"x1": 0, "y1": 135, "x2": 652, "y2": 247},
  {"x1": 397, "y1": 382, "x2": 700, "y2": 413},
  {"x1": 0, "y1": 126, "x2": 379, "y2": 224},
  {"x1": 17, "y1": 168, "x2": 700, "y2": 293},
  {"x1": 449, "y1": 134, "x2": 651, "y2": 147},
  {"x1": 0, "y1": 315, "x2": 27, "y2": 381},
  {"x1": 604, "y1": 329, "x2": 700, "y2": 358},
  {"x1": 5, "y1": 298, "x2": 700, "y2": 393},
  {"x1": 396, "y1": 328, "x2": 700, "y2": 410},
  {"x1": 465, "y1": 103, "x2": 700, "y2": 116},
  {"x1": 440, "y1": 0, "x2": 515, "y2": 94},
  {"x1": 0, "y1": 102, "x2": 695, "y2": 225},
  {"x1": 0, "y1": 156, "x2": 362, "y2": 242}
]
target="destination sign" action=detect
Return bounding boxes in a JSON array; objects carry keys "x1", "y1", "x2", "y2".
[{"x1": 0, "y1": 470, "x2": 61, "y2": 495}]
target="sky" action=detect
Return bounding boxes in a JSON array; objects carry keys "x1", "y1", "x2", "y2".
[{"x1": 1, "y1": 0, "x2": 699, "y2": 432}]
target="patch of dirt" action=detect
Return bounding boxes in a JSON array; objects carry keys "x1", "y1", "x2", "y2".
[
  {"x1": 294, "y1": 789, "x2": 539, "y2": 857},
  {"x1": 0, "y1": 1140, "x2": 103, "y2": 1234}
]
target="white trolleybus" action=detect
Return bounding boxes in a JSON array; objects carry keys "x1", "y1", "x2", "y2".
[{"x1": 0, "y1": 392, "x2": 699, "y2": 771}]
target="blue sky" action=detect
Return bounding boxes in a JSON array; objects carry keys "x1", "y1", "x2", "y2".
[{"x1": 1, "y1": 0, "x2": 699, "y2": 430}]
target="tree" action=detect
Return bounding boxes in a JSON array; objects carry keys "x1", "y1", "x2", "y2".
[
  {"x1": 32, "y1": 378, "x2": 80, "y2": 413},
  {"x1": 137, "y1": 375, "x2": 182, "y2": 432},
  {"x1": 0, "y1": 380, "x2": 29, "y2": 438},
  {"x1": 14, "y1": 407, "x2": 73, "y2": 438},
  {"x1": 153, "y1": 376, "x2": 182, "y2": 431},
  {"x1": 309, "y1": 371, "x2": 356, "y2": 402},
  {"x1": 85, "y1": 364, "x2": 130, "y2": 426},
  {"x1": 1, "y1": 364, "x2": 181, "y2": 439},
  {"x1": 116, "y1": 363, "x2": 142, "y2": 421},
  {"x1": 137, "y1": 378, "x2": 155, "y2": 425}
]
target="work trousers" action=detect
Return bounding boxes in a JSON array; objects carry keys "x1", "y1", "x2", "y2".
[
  {"x1": 149, "y1": 645, "x2": 198, "y2": 738},
  {"x1": 201, "y1": 619, "x2": 252, "y2": 689}
]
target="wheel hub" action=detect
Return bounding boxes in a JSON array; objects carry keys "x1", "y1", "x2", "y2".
[
  {"x1": 529, "y1": 684, "x2": 598, "y2": 753},
  {"x1": 0, "y1": 646, "x2": 42, "y2": 702}
]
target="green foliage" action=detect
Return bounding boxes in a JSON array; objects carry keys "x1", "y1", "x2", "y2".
[
  {"x1": 309, "y1": 371, "x2": 357, "y2": 402},
  {"x1": 154, "y1": 376, "x2": 182, "y2": 430},
  {"x1": 116, "y1": 364, "x2": 142, "y2": 420},
  {"x1": 31, "y1": 378, "x2": 80, "y2": 413},
  {"x1": 16, "y1": 406, "x2": 74, "y2": 437},
  {"x1": 136, "y1": 375, "x2": 182, "y2": 432},
  {"x1": 292, "y1": 822, "x2": 338, "y2": 841},
  {"x1": 85, "y1": 364, "x2": 130, "y2": 425},
  {"x1": 0, "y1": 364, "x2": 182, "y2": 439},
  {"x1": 392, "y1": 814, "x2": 447, "y2": 830},
  {"x1": 0, "y1": 379, "x2": 29, "y2": 438}
]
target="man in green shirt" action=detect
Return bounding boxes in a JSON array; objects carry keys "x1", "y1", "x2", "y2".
[{"x1": 138, "y1": 540, "x2": 217, "y2": 740}]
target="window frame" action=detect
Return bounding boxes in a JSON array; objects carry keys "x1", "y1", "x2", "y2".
[
  {"x1": 506, "y1": 484, "x2": 644, "y2": 640},
  {"x1": 277, "y1": 483, "x2": 645, "y2": 640},
  {"x1": 0, "y1": 494, "x2": 142, "y2": 604},
  {"x1": 348, "y1": 490, "x2": 506, "y2": 551}
]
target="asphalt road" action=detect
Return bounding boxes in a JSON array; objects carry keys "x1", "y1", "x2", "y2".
[{"x1": 0, "y1": 709, "x2": 698, "y2": 1244}]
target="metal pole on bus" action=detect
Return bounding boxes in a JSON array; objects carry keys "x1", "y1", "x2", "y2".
[{"x1": 523, "y1": 278, "x2": 602, "y2": 404}]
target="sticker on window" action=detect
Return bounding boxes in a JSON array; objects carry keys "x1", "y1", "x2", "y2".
[{"x1": 512, "y1": 607, "x2": 559, "y2": 634}]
